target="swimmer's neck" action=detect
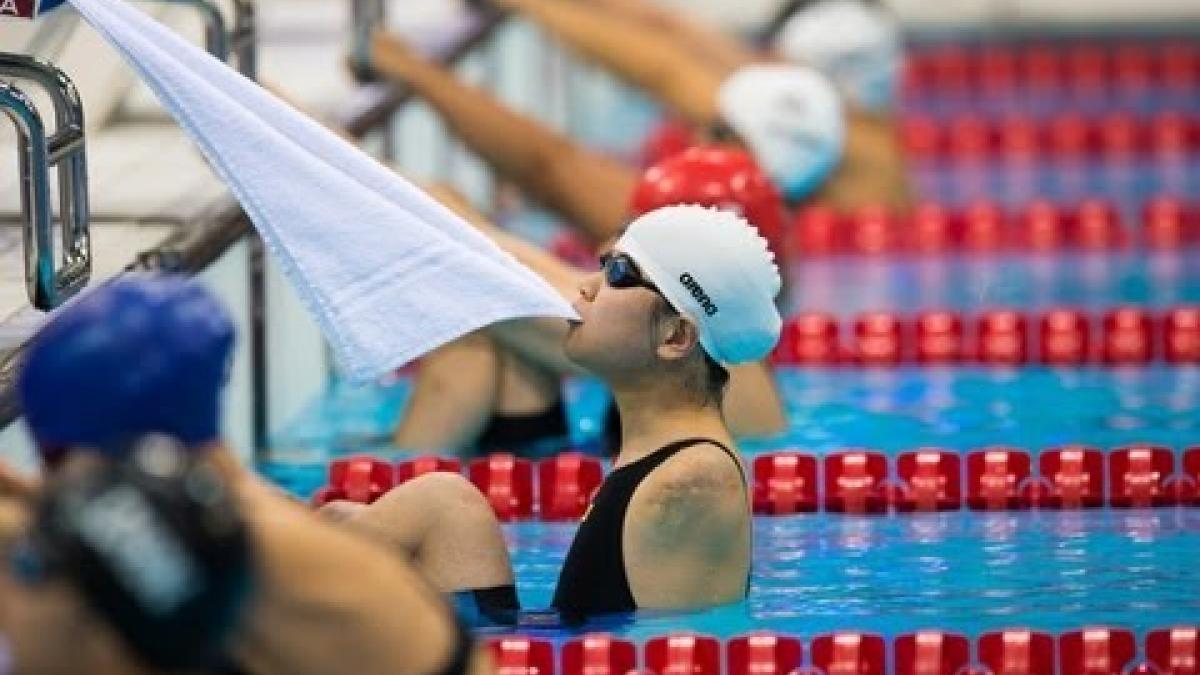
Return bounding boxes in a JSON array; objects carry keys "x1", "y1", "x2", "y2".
[{"x1": 610, "y1": 387, "x2": 730, "y2": 469}]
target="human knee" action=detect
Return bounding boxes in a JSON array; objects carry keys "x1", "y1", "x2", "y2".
[{"x1": 404, "y1": 472, "x2": 496, "y2": 523}]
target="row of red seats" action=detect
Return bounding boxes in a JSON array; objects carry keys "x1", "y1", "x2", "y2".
[
  {"x1": 792, "y1": 198, "x2": 1198, "y2": 255},
  {"x1": 902, "y1": 41, "x2": 1200, "y2": 95},
  {"x1": 772, "y1": 307, "x2": 1200, "y2": 366},
  {"x1": 312, "y1": 452, "x2": 603, "y2": 521},
  {"x1": 488, "y1": 626, "x2": 1199, "y2": 675},
  {"x1": 902, "y1": 113, "x2": 1198, "y2": 161},
  {"x1": 753, "y1": 445, "x2": 1200, "y2": 515}
]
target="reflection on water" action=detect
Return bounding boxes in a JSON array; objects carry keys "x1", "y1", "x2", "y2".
[{"x1": 504, "y1": 510, "x2": 1200, "y2": 640}]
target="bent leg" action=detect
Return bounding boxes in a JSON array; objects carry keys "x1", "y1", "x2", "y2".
[
  {"x1": 342, "y1": 472, "x2": 515, "y2": 593},
  {"x1": 394, "y1": 332, "x2": 501, "y2": 454}
]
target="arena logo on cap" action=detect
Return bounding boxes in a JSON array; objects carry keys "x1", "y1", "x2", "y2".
[
  {"x1": 0, "y1": 0, "x2": 37, "y2": 19},
  {"x1": 679, "y1": 273, "x2": 718, "y2": 316}
]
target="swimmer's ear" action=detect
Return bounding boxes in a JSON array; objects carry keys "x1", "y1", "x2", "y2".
[{"x1": 656, "y1": 315, "x2": 701, "y2": 363}]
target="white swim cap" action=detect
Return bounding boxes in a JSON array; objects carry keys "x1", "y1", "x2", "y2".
[
  {"x1": 774, "y1": 0, "x2": 902, "y2": 113},
  {"x1": 616, "y1": 205, "x2": 783, "y2": 365},
  {"x1": 717, "y1": 64, "x2": 845, "y2": 201}
]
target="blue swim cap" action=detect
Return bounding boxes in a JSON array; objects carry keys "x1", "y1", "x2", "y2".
[{"x1": 18, "y1": 274, "x2": 235, "y2": 459}]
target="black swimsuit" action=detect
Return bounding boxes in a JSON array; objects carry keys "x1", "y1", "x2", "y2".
[{"x1": 551, "y1": 437, "x2": 746, "y2": 621}]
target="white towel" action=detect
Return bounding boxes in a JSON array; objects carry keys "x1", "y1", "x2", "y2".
[{"x1": 65, "y1": 0, "x2": 578, "y2": 382}]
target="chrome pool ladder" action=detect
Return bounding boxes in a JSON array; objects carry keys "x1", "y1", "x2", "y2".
[{"x1": 0, "y1": 54, "x2": 91, "y2": 310}]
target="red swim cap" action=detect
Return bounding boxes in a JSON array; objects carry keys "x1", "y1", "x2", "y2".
[{"x1": 630, "y1": 146, "x2": 788, "y2": 265}]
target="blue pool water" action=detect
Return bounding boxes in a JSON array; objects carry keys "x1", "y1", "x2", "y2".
[
  {"x1": 263, "y1": 364, "x2": 1200, "y2": 638},
  {"x1": 786, "y1": 251, "x2": 1200, "y2": 317},
  {"x1": 501, "y1": 510, "x2": 1200, "y2": 640}
]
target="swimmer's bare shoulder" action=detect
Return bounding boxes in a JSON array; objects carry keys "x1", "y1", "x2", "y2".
[
  {"x1": 622, "y1": 442, "x2": 751, "y2": 610},
  {"x1": 229, "y1": 476, "x2": 491, "y2": 675}
]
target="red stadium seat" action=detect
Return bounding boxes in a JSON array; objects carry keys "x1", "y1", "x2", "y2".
[
  {"x1": 1050, "y1": 114, "x2": 1095, "y2": 159},
  {"x1": 469, "y1": 453, "x2": 535, "y2": 521},
  {"x1": 1019, "y1": 201, "x2": 1068, "y2": 251},
  {"x1": 538, "y1": 452, "x2": 604, "y2": 521},
  {"x1": 967, "y1": 448, "x2": 1032, "y2": 510},
  {"x1": 852, "y1": 312, "x2": 906, "y2": 366},
  {"x1": 1038, "y1": 309, "x2": 1092, "y2": 365},
  {"x1": 811, "y1": 632, "x2": 886, "y2": 675},
  {"x1": 916, "y1": 311, "x2": 965, "y2": 364},
  {"x1": 1150, "y1": 114, "x2": 1196, "y2": 160},
  {"x1": 975, "y1": 311, "x2": 1030, "y2": 365},
  {"x1": 1161, "y1": 41, "x2": 1199, "y2": 91},
  {"x1": 793, "y1": 206, "x2": 843, "y2": 256},
  {"x1": 327, "y1": 455, "x2": 395, "y2": 504},
  {"x1": 727, "y1": 632, "x2": 803, "y2": 675},
  {"x1": 1097, "y1": 114, "x2": 1142, "y2": 162},
  {"x1": 930, "y1": 45, "x2": 972, "y2": 93},
  {"x1": 895, "y1": 631, "x2": 970, "y2": 675},
  {"x1": 895, "y1": 450, "x2": 962, "y2": 512},
  {"x1": 910, "y1": 202, "x2": 957, "y2": 253},
  {"x1": 562, "y1": 634, "x2": 637, "y2": 675},
  {"x1": 902, "y1": 116, "x2": 945, "y2": 160},
  {"x1": 850, "y1": 206, "x2": 899, "y2": 255},
  {"x1": 824, "y1": 451, "x2": 888, "y2": 514},
  {"x1": 979, "y1": 45, "x2": 1019, "y2": 95},
  {"x1": 1060, "y1": 628, "x2": 1136, "y2": 675},
  {"x1": 961, "y1": 201, "x2": 1009, "y2": 253},
  {"x1": 1000, "y1": 116, "x2": 1043, "y2": 165},
  {"x1": 1142, "y1": 196, "x2": 1195, "y2": 249},
  {"x1": 1115, "y1": 43, "x2": 1154, "y2": 93},
  {"x1": 1101, "y1": 308, "x2": 1155, "y2": 365},
  {"x1": 1023, "y1": 44, "x2": 1063, "y2": 90},
  {"x1": 487, "y1": 637, "x2": 555, "y2": 675},
  {"x1": 644, "y1": 634, "x2": 721, "y2": 675},
  {"x1": 752, "y1": 452, "x2": 819, "y2": 515},
  {"x1": 1074, "y1": 199, "x2": 1127, "y2": 250},
  {"x1": 1109, "y1": 445, "x2": 1175, "y2": 508},
  {"x1": 777, "y1": 312, "x2": 842, "y2": 366},
  {"x1": 978, "y1": 630, "x2": 1054, "y2": 675},
  {"x1": 1067, "y1": 44, "x2": 1109, "y2": 97},
  {"x1": 1145, "y1": 626, "x2": 1200, "y2": 675},
  {"x1": 1038, "y1": 446, "x2": 1105, "y2": 509},
  {"x1": 1164, "y1": 307, "x2": 1200, "y2": 364},
  {"x1": 949, "y1": 115, "x2": 994, "y2": 162},
  {"x1": 395, "y1": 456, "x2": 462, "y2": 484}
]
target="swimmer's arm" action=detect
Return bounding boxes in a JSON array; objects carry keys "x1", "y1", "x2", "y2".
[
  {"x1": 815, "y1": 107, "x2": 912, "y2": 211},
  {"x1": 494, "y1": 0, "x2": 726, "y2": 127},
  {"x1": 369, "y1": 31, "x2": 635, "y2": 244},
  {"x1": 623, "y1": 447, "x2": 749, "y2": 609},
  {"x1": 580, "y1": 0, "x2": 755, "y2": 75},
  {"x1": 423, "y1": 183, "x2": 583, "y2": 299},
  {"x1": 421, "y1": 183, "x2": 587, "y2": 375}
]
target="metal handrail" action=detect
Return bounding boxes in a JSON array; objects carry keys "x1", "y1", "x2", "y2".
[
  {"x1": 349, "y1": 0, "x2": 386, "y2": 81},
  {"x1": 229, "y1": 0, "x2": 257, "y2": 78},
  {"x1": 0, "y1": 55, "x2": 91, "y2": 310},
  {"x1": 156, "y1": 0, "x2": 230, "y2": 62},
  {"x1": 337, "y1": 10, "x2": 507, "y2": 139}
]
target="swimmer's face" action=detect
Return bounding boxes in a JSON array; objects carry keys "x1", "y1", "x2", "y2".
[{"x1": 564, "y1": 251, "x2": 667, "y2": 378}]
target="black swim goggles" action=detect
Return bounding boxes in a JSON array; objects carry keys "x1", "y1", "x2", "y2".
[{"x1": 599, "y1": 251, "x2": 661, "y2": 294}]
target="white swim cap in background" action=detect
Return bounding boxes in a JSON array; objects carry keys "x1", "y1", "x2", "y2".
[
  {"x1": 774, "y1": 0, "x2": 902, "y2": 113},
  {"x1": 616, "y1": 205, "x2": 783, "y2": 366},
  {"x1": 717, "y1": 64, "x2": 845, "y2": 202}
]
